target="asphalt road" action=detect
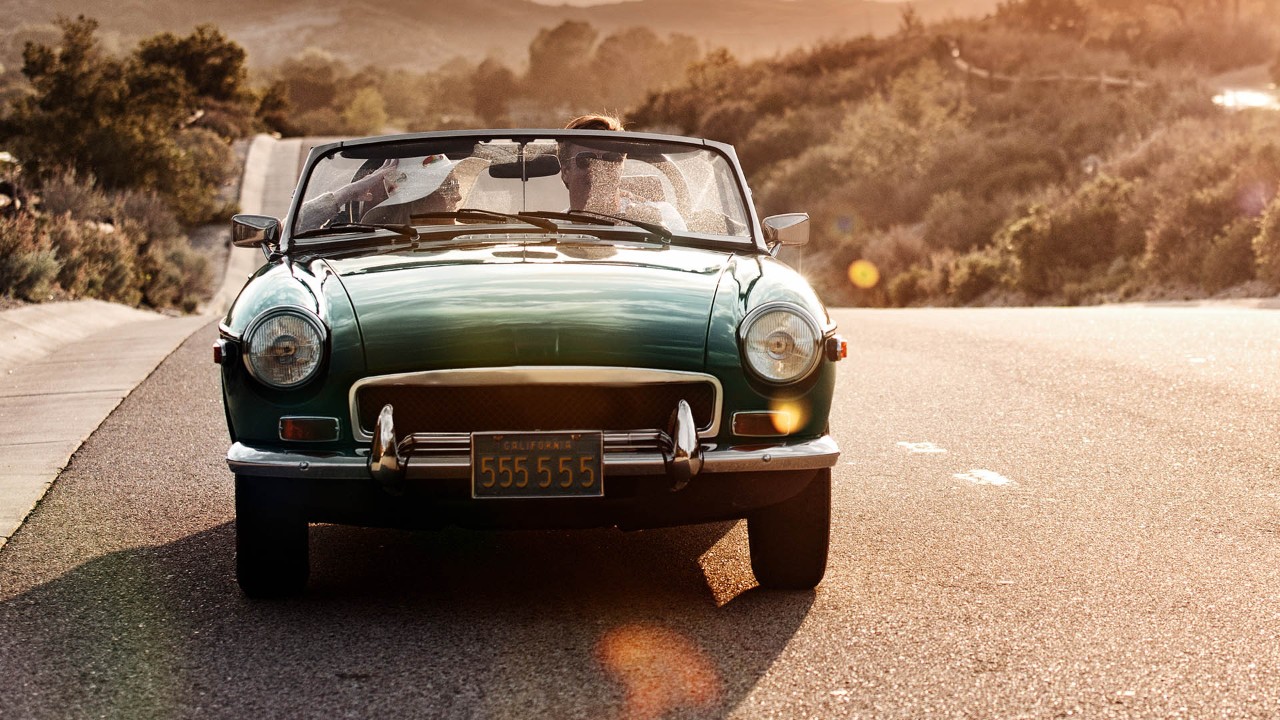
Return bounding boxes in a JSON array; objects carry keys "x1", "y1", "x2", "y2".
[{"x1": 1, "y1": 303, "x2": 1278, "y2": 718}]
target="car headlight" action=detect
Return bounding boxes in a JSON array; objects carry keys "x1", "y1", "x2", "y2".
[
  {"x1": 243, "y1": 308, "x2": 327, "y2": 389},
  {"x1": 739, "y1": 302, "x2": 822, "y2": 384}
]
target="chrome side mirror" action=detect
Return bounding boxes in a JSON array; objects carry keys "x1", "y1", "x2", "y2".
[
  {"x1": 232, "y1": 214, "x2": 281, "y2": 249},
  {"x1": 762, "y1": 213, "x2": 810, "y2": 250}
]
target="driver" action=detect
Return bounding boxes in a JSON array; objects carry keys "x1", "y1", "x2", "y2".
[{"x1": 558, "y1": 114, "x2": 686, "y2": 232}]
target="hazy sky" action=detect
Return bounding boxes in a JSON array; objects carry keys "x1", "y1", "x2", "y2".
[{"x1": 528, "y1": 0, "x2": 634, "y2": 5}]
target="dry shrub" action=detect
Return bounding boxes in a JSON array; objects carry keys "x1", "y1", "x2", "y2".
[
  {"x1": 116, "y1": 191, "x2": 183, "y2": 245},
  {"x1": 37, "y1": 170, "x2": 114, "y2": 220},
  {"x1": 45, "y1": 215, "x2": 141, "y2": 304},
  {"x1": 6, "y1": 172, "x2": 213, "y2": 310},
  {"x1": 141, "y1": 245, "x2": 210, "y2": 312},
  {"x1": 862, "y1": 224, "x2": 929, "y2": 281}
]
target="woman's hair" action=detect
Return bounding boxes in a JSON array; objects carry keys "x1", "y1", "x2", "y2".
[{"x1": 563, "y1": 114, "x2": 625, "y2": 131}]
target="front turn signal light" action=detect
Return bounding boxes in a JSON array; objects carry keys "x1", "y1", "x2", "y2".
[{"x1": 825, "y1": 335, "x2": 847, "y2": 362}]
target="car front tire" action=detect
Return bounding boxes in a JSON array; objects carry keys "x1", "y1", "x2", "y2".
[
  {"x1": 747, "y1": 468, "x2": 831, "y2": 590},
  {"x1": 235, "y1": 474, "x2": 309, "y2": 598}
]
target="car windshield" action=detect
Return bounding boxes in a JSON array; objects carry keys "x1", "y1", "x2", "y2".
[{"x1": 292, "y1": 134, "x2": 753, "y2": 245}]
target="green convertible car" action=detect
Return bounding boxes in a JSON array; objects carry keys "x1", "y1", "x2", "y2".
[{"x1": 219, "y1": 129, "x2": 844, "y2": 597}]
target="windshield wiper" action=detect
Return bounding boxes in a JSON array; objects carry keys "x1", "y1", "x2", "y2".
[
  {"x1": 293, "y1": 222, "x2": 418, "y2": 241},
  {"x1": 412, "y1": 207, "x2": 559, "y2": 232},
  {"x1": 521, "y1": 210, "x2": 673, "y2": 243}
]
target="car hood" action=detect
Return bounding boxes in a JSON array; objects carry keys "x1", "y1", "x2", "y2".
[{"x1": 326, "y1": 242, "x2": 730, "y2": 374}]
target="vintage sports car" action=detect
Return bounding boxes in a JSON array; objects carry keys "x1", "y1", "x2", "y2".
[{"x1": 219, "y1": 129, "x2": 844, "y2": 597}]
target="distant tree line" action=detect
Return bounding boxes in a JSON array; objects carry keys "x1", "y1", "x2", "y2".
[{"x1": 256, "y1": 20, "x2": 702, "y2": 136}]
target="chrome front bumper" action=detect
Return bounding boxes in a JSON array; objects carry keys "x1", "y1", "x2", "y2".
[
  {"x1": 229, "y1": 401, "x2": 838, "y2": 489},
  {"x1": 227, "y1": 435, "x2": 838, "y2": 479}
]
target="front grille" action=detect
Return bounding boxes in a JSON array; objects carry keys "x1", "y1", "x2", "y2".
[{"x1": 356, "y1": 382, "x2": 716, "y2": 436}]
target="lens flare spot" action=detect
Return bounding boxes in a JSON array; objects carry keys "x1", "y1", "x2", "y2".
[
  {"x1": 847, "y1": 259, "x2": 880, "y2": 289},
  {"x1": 768, "y1": 399, "x2": 809, "y2": 434},
  {"x1": 597, "y1": 623, "x2": 720, "y2": 720}
]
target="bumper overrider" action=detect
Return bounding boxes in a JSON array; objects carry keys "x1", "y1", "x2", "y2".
[{"x1": 227, "y1": 400, "x2": 840, "y2": 492}]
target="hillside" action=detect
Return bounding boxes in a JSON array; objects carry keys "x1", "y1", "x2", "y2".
[
  {"x1": 628, "y1": 6, "x2": 1280, "y2": 307},
  {"x1": 0, "y1": 0, "x2": 999, "y2": 69}
]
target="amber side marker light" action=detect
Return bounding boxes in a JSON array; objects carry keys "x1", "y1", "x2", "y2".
[
  {"x1": 825, "y1": 336, "x2": 847, "y2": 362},
  {"x1": 733, "y1": 412, "x2": 797, "y2": 437},
  {"x1": 279, "y1": 417, "x2": 341, "y2": 442},
  {"x1": 213, "y1": 339, "x2": 234, "y2": 364}
]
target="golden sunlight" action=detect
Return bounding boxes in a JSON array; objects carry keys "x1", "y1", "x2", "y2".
[
  {"x1": 596, "y1": 623, "x2": 720, "y2": 720},
  {"x1": 847, "y1": 259, "x2": 881, "y2": 290},
  {"x1": 768, "y1": 399, "x2": 810, "y2": 434}
]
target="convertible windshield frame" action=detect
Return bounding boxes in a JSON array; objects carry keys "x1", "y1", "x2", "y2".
[{"x1": 283, "y1": 129, "x2": 764, "y2": 255}]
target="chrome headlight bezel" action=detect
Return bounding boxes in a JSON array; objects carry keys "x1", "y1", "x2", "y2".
[
  {"x1": 241, "y1": 307, "x2": 328, "y2": 390},
  {"x1": 737, "y1": 301, "x2": 823, "y2": 385}
]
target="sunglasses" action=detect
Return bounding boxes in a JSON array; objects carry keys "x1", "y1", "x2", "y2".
[{"x1": 569, "y1": 151, "x2": 625, "y2": 170}]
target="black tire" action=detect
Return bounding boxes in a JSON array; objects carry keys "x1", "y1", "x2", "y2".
[
  {"x1": 747, "y1": 468, "x2": 831, "y2": 590},
  {"x1": 235, "y1": 475, "x2": 309, "y2": 598}
]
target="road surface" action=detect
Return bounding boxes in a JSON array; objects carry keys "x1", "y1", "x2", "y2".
[{"x1": 1, "y1": 302, "x2": 1278, "y2": 718}]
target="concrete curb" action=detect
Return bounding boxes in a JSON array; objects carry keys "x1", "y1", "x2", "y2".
[{"x1": 0, "y1": 133, "x2": 285, "y2": 550}]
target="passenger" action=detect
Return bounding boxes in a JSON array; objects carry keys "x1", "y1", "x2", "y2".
[
  {"x1": 296, "y1": 157, "x2": 402, "y2": 231},
  {"x1": 361, "y1": 154, "x2": 462, "y2": 225},
  {"x1": 558, "y1": 114, "x2": 686, "y2": 232},
  {"x1": 297, "y1": 154, "x2": 461, "y2": 230}
]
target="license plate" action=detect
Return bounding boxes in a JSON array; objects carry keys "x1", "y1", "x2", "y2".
[{"x1": 471, "y1": 431, "x2": 603, "y2": 498}]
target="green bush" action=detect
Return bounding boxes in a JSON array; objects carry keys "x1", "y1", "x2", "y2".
[
  {"x1": 1201, "y1": 218, "x2": 1258, "y2": 292},
  {"x1": 999, "y1": 175, "x2": 1139, "y2": 296},
  {"x1": 735, "y1": 107, "x2": 836, "y2": 177},
  {"x1": 1143, "y1": 158, "x2": 1279, "y2": 283},
  {"x1": 1255, "y1": 193, "x2": 1280, "y2": 287},
  {"x1": 0, "y1": 215, "x2": 61, "y2": 301},
  {"x1": 948, "y1": 247, "x2": 1007, "y2": 304},
  {"x1": 168, "y1": 127, "x2": 237, "y2": 225},
  {"x1": 696, "y1": 100, "x2": 758, "y2": 147},
  {"x1": 922, "y1": 190, "x2": 1009, "y2": 252},
  {"x1": 887, "y1": 266, "x2": 929, "y2": 306}
]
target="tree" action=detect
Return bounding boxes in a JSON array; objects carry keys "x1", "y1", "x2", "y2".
[
  {"x1": 255, "y1": 80, "x2": 299, "y2": 136},
  {"x1": 275, "y1": 47, "x2": 347, "y2": 114},
  {"x1": 526, "y1": 21, "x2": 599, "y2": 108},
  {"x1": 135, "y1": 24, "x2": 254, "y2": 139},
  {"x1": 341, "y1": 87, "x2": 388, "y2": 136},
  {"x1": 0, "y1": 16, "x2": 235, "y2": 224},
  {"x1": 592, "y1": 28, "x2": 701, "y2": 110},
  {"x1": 135, "y1": 25, "x2": 248, "y2": 103},
  {"x1": 898, "y1": 5, "x2": 926, "y2": 36},
  {"x1": 3, "y1": 17, "x2": 178, "y2": 187},
  {"x1": 472, "y1": 58, "x2": 516, "y2": 127}
]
